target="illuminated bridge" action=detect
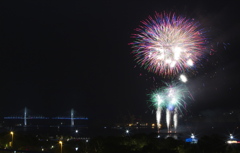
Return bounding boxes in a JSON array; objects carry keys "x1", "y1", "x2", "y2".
[{"x1": 4, "y1": 107, "x2": 88, "y2": 127}]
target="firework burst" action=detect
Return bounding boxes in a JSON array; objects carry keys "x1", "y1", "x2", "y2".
[
  {"x1": 130, "y1": 12, "x2": 207, "y2": 76},
  {"x1": 150, "y1": 81, "x2": 189, "y2": 110},
  {"x1": 149, "y1": 81, "x2": 191, "y2": 131}
]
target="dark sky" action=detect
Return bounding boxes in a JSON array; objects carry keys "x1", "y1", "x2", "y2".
[{"x1": 1, "y1": 1, "x2": 240, "y2": 123}]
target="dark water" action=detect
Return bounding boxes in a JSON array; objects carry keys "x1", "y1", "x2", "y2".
[
  {"x1": 3, "y1": 125, "x2": 156, "y2": 137},
  {"x1": 1, "y1": 121, "x2": 240, "y2": 140}
]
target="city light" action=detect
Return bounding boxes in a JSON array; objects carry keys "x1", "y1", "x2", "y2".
[
  {"x1": 59, "y1": 141, "x2": 63, "y2": 153},
  {"x1": 191, "y1": 133, "x2": 195, "y2": 139},
  {"x1": 75, "y1": 147, "x2": 78, "y2": 151},
  {"x1": 10, "y1": 131, "x2": 14, "y2": 147}
]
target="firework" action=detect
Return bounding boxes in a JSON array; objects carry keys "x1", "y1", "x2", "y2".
[
  {"x1": 150, "y1": 81, "x2": 190, "y2": 132},
  {"x1": 130, "y1": 12, "x2": 207, "y2": 76},
  {"x1": 151, "y1": 82, "x2": 188, "y2": 109},
  {"x1": 179, "y1": 74, "x2": 188, "y2": 83}
]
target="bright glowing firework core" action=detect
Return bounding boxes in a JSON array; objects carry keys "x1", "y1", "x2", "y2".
[
  {"x1": 130, "y1": 12, "x2": 207, "y2": 76},
  {"x1": 180, "y1": 74, "x2": 187, "y2": 83},
  {"x1": 157, "y1": 94, "x2": 162, "y2": 105}
]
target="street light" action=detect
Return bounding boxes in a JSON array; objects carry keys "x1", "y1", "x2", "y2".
[
  {"x1": 75, "y1": 147, "x2": 78, "y2": 151},
  {"x1": 59, "y1": 141, "x2": 63, "y2": 153},
  {"x1": 10, "y1": 131, "x2": 14, "y2": 147}
]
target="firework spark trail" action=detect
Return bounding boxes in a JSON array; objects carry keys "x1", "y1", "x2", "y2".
[
  {"x1": 166, "y1": 109, "x2": 171, "y2": 132},
  {"x1": 130, "y1": 12, "x2": 207, "y2": 77},
  {"x1": 173, "y1": 107, "x2": 178, "y2": 132},
  {"x1": 156, "y1": 94, "x2": 163, "y2": 130},
  {"x1": 156, "y1": 106, "x2": 161, "y2": 130}
]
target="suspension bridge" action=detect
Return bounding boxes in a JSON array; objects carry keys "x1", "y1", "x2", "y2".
[{"x1": 3, "y1": 107, "x2": 88, "y2": 127}]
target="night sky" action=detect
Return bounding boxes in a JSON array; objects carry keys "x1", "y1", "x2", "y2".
[{"x1": 1, "y1": 1, "x2": 240, "y2": 123}]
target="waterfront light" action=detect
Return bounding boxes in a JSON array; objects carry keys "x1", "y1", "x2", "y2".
[
  {"x1": 59, "y1": 141, "x2": 63, "y2": 153},
  {"x1": 75, "y1": 147, "x2": 78, "y2": 151},
  {"x1": 191, "y1": 133, "x2": 195, "y2": 139},
  {"x1": 10, "y1": 131, "x2": 14, "y2": 147}
]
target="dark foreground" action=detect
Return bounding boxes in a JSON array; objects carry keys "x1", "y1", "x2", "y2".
[
  {"x1": 0, "y1": 121, "x2": 240, "y2": 153},
  {"x1": 0, "y1": 130, "x2": 239, "y2": 153}
]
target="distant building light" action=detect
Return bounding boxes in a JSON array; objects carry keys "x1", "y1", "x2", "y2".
[
  {"x1": 227, "y1": 140, "x2": 240, "y2": 144},
  {"x1": 191, "y1": 133, "x2": 195, "y2": 139},
  {"x1": 75, "y1": 147, "x2": 78, "y2": 151},
  {"x1": 186, "y1": 138, "x2": 198, "y2": 144}
]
